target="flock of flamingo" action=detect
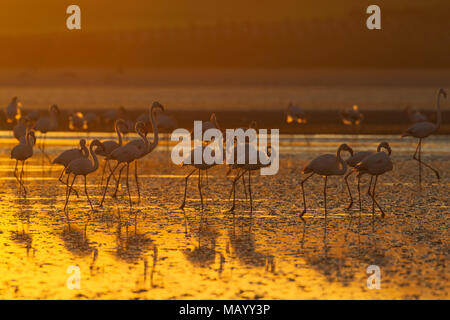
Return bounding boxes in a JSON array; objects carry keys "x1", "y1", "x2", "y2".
[{"x1": 5, "y1": 88, "x2": 447, "y2": 222}]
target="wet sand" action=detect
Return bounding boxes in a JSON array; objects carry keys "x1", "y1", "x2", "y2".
[{"x1": 0, "y1": 134, "x2": 448, "y2": 299}]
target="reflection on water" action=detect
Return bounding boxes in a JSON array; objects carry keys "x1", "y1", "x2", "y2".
[{"x1": 0, "y1": 133, "x2": 448, "y2": 299}]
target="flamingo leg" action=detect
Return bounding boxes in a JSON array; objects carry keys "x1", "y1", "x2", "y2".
[
  {"x1": 20, "y1": 160, "x2": 27, "y2": 195},
  {"x1": 198, "y1": 169, "x2": 204, "y2": 210},
  {"x1": 179, "y1": 168, "x2": 196, "y2": 209},
  {"x1": 100, "y1": 160, "x2": 107, "y2": 187},
  {"x1": 242, "y1": 172, "x2": 248, "y2": 200},
  {"x1": 299, "y1": 173, "x2": 314, "y2": 217},
  {"x1": 368, "y1": 176, "x2": 385, "y2": 218},
  {"x1": 84, "y1": 175, "x2": 94, "y2": 211},
  {"x1": 344, "y1": 170, "x2": 353, "y2": 209},
  {"x1": 108, "y1": 160, "x2": 118, "y2": 184},
  {"x1": 357, "y1": 176, "x2": 362, "y2": 213},
  {"x1": 413, "y1": 138, "x2": 440, "y2": 183},
  {"x1": 59, "y1": 168, "x2": 79, "y2": 198},
  {"x1": 65, "y1": 175, "x2": 77, "y2": 210},
  {"x1": 126, "y1": 164, "x2": 132, "y2": 208},
  {"x1": 134, "y1": 161, "x2": 141, "y2": 203},
  {"x1": 100, "y1": 162, "x2": 119, "y2": 207},
  {"x1": 112, "y1": 164, "x2": 126, "y2": 199},
  {"x1": 248, "y1": 170, "x2": 252, "y2": 216},
  {"x1": 13, "y1": 160, "x2": 20, "y2": 185},
  {"x1": 323, "y1": 176, "x2": 328, "y2": 219},
  {"x1": 228, "y1": 169, "x2": 246, "y2": 213}
]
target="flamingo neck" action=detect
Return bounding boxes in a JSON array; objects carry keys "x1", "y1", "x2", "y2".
[
  {"x1": 89, "y1": 144, "x2": 100, "y2": 172},
  {"x1": 116, "y1": 121, "x2": 123, "y2": 146},
  {"x1": 81, "y1": 144, "x2": 89, "y2": 158},
  {"x1": 147, "y1": 109, "x2": 159, "y2": 154},
  {"x1": 336, "y1": 148, "x2": 348, "y2": 175},
  {"x1": 138, "y1": 127, "x2": 148, "y2": 156}
]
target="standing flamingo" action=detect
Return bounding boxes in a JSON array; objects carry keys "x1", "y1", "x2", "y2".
[
  {"x1": 179, "y1": 143, "x2": 221, "y2": 210},
  {"x1": 354, "y1": 144, "x2": 393, "y2": 217},
  {"x1": 402, "y1": 88, "x2": 446, "y2": 185},
  {"x1": 344, "y1": 142, "x2": 391, "y2": 210},
  {"x1": 5, "y1": 96, "x2": 22, "y2": 124},
  {"x1": 123, "y1": 102, "x2": 163, "y2": 202},
  {"x1": 286, "y1": 102, "x2": 307, "y2": 124},
  {"x1": 64, "y1": 140, "x2": 105, "y2": 211},
  {"x1": 34, "y1": 104, "x2": 60, "y2": 161},
  {"x1": 95, "y1": 119, "x2": 126, "y2": 186},
  {"x1": 13, "y1": 118, "x2": 30, "y2": 141},
  {"x1": 227, "y1": 143, "x2": 275, "y2": 214},
  {"x1": 300, "y1": 144, "x2": 354, "y2": 218},
  {"x1": 11, "y1": 129, "x2": 36, "y2": 195},
  {"x1": 52, "y1": 139, "x2": 89, "y2": 198},
  {"x1": 99, "y1": 121, "x2": 148, "y2": 208},
  {"x1": 405, "y1": 105, "x2": 428, "y2": 123}
]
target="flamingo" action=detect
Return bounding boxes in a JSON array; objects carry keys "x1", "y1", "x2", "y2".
[
  {"x1": 344, "y1": 141, "x2": 391, "y2": 210},
  {"x1": 286, "y1": 102, "x2": 307, "y2": 124},
  {"x1": 11, "y1": 129, "x2": 36, "y2": 195},
  {"x1": 179, "y1": 143, "x2": 221, "y2": 210},
  {"x1": 95, "y1": 119, "x2": 127, "y2": 186},
  {"x1": 402, "y1": 88, "x2": 446, "y2": 185},
  {"x1": 405, "y1": 105, "x2": 428, "y2": 123},
  {"x1": 64, "y1": 139, "x2": 105, "y2": 211},
  {"x1": 34, "y1": 104, "x2": 60, "y2": 161},
  {"x1": 227, "y1": 143, "x2": 274, "y2": 214},
  {"x1": 300, "y1": 144, "x2": 354, "y2": 218},
  {"x1": 52, "y1": 139, "x2": 89, "y2": 198},
  {"x1": 5, "y1": 96, "x2": 22, "y2": 124},
  {"x1": 341, "y1": 105, "x2": 364, "y2": 127},
  {"x1": 13, "y1": 118, "x2": 30, "y2": 141},
  {"x1": 121, "y1": 102, "x2": 164, "y2": 202},
  {"x1": 102, "y1": 106, "x2": 126, "y2": 125},
  {"x1": 69, "y1": 112, "x2": 87, "y2": 132},
  {"x1": 354, "y1": 144, "x2": 393, "y2": 217},
  {"x1": 99, "y1": 121, "x2": 148, "y2": 208}
]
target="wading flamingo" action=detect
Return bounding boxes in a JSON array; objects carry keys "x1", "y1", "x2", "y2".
[
  {"x1": 179, "y1": 143, "x2": 221, "y2": 210},
  {"x1": 300, "y1": 144, "x2": 353, "y2": 218},
  {"x1": 64, "y1": 140, "x2": 105, "y2": 211},
  {"x1": 53, "y1": 139, "x2": 89, "y2": 198},
  {"x1": 405, "y1": 105, "x2": 428, "y2": 123},
  {"x1": 354, "y1": 144, "x2": 393, "y2": 218},
  {"x1": 402, "y1": 88, "x2": 446, "y2": 185},
  {"x1": 344, "y1": 141, "x2": 391, "y2": 209},
  {"x1": 11, "y1": 129, "x2": 36, "y2": 195},
  {"x1": 5, "y1": 96, "x2": 21, "y2": 123},
  {"x1": 95, "y1": 119, "x2": 126, "y2": 186},
  {"x1": 122, "y1": 102, "x2": 164, "y2": 202},
  {"x1": 34, "y1": 104, "x2": 60, "y2": 161},
  {"x1": 99, "y1": 121, "x2": 148, "y2": 208},
  {"x1": 286, "y1": 102, "x2": 307, "y2": 124},
  {"x1": 227, "y1": 143, "x2": 275, "y2": 214}
]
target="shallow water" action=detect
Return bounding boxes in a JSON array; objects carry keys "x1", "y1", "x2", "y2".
[{"x1": 0, "y1": 133, "x2": 448, "y2": 299}]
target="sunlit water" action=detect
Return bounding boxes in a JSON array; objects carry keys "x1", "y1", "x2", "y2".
[{"x1": 0, "y1": 133, "x2": 448, "y2": 299}]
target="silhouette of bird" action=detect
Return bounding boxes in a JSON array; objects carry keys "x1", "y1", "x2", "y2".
[
  {"x1": 13, "y1": 118, "x2": 30, "y2": 141},
  {"x1": 34, "y1": 104, "x2": 60, "y2": 161},
  {"x1": 402, "y1": 88, "x2": 446, "y2": 185},
  {"x1": 11, "y1": 129, "x2": 36, "y2": 195},
  {"x1": 53, "y1": 139, "x2": 89, "y2": 198},
  {"x1": 300, "y1": 144, "x2": 353, "y2": 218},
  {"x1": 354, "y1": 144, "x2": 393, "y2": 218},
  {"x1": 5, "y1": 96, "x2": 22, "y2": 124},
  {"x1": 286, "y1": 102, "x2": 307, "y2": 124},
  {"x1": 100, "y1": 121, "x2": 148, "y2": 208},
  {"x1": 95, "y1": 119, "x2": 127, "y2": 186},
  {"x1": 341, "y1": 105, "x2": 364, "y2": 126},
  {"x1": 124, "y1": 102, "x2": 164, "y2": 203},
  {"x1": 344, "y1": 141, "x2": 391, "y2": 209},
  {"x1": 65, "y1": 139, "x2": 105, "y2": 211},
  {"x1": 405, "y1": 105, "x2": 428, "y2": 123},
  {"x1": 227, "y1": 143, "x2": 274, "y2": 214},
  {"x1": 102, "y1": 106, "x2": 126, "y2": 125},
  {"x1": 69, "y1": 112, "x2": 87, "y2": 132}
]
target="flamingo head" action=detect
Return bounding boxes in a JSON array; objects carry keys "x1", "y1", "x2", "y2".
[
  {"x1": 51, "y1": 104, "x2": 60, "y2": 114},
  {"x1": 151, "y1": 101, "x2": 164, "y2": 116},
  {"x1": 377, "y1": 141, "x2": 391, "y2": 155},
  {"x1": 12, "y1": 96, "x2": 18, "y2": 102},
  {"x1": 249, "y1": 120, "x2": 258, "y2": 130},
  {"x1": 135, "y1": 121, "x2": 147, "y2": 136},
  {"x1": 439, "y1": 88, "x2": 447, "y2": 98},
  {"x1": 28, "y1": 130, "x2": 36, "y2": 146},
  {"x1": 79, "y1": 139, "x2": 86, "y2": 147},
  {"x1": 90, "y1": 139, "x2": 104, "y2": 151},
  {"x1": 339, "y1": 143, "x2": 353, "y2": 156}
]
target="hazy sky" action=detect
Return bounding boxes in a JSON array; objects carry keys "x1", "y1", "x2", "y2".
[{"x1": 0, "y1": 0, "x2": 446, "y2": 34}]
